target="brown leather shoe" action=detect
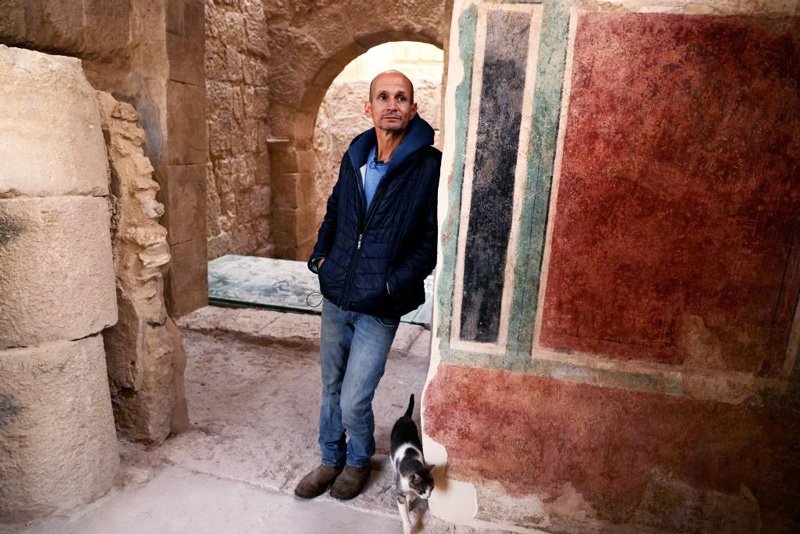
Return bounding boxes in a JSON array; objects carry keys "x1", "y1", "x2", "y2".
[
  {"x1": 294, "y1": 464, "x2": 344, "y2": 499},
  {"x1": 329, "y1": 465, "x2": 371, "y2": 500}
]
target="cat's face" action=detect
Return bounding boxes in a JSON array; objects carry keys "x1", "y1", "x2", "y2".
[{"x1": 409, "y1": 466, "x2": 435, "y2": 499}]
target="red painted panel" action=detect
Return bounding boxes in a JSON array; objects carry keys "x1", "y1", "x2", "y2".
[
  {"x1": 424, "y1": 365, "x2": 800, "y2": 528},
  {"x1": 540, "y1": 13, "x2": 800, "y2": 373}
]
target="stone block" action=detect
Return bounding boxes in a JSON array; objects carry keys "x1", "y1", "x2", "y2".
[
  {"x1": 23, "y1": 0, "x2": 84, "y2": 53},
  {"x1": 243, "y1": 55, "x2": 269, "y2": 86},
  {"x1": 254, "y1": 150, "x2": 270, "y2": 184},
  {"x1": 0, "y1": 335, "x2": 119, "y2": 521},
  {"x1": 163, "y1": 164, "x2": 208, "y2": 246},
  {"x1": 0, "y1": 46, "x2": 108, "y2": 197},
  {"x1": 296, "y1": 151, "x2": 317, "y2": 177},
  {"x1": 268, "y1": 103, "x2": 299, "y2": 139},
  {"x1": 104, "y1": 309, "x2": 189, "y2": 443},
  {"x1": 271, "y1": 172, "x2": 302, "y2": 209},
  {"x1": 250, "y1": 184, "x2": 270, "y2": 214},
  {"x1": 166, "y1": 0, "x2": 184, "y2": 35},
  {"x1": 0, "y1": 196, "x2": 117, "y2": 349},
  {"x1": 205, "y1": 45, "x2": 229, "y2": 82},
  {"x1": 166, "y1": 80, "x2": 207, "y2": 165},
  {"x1": 166, "y1": 236, "x2": 208, "y2": 317},
  {"x1": 83, "y1": 0, "x2": 131, "y2": 60},
  {"x1": 268, "y1": 140, "x2": 300, "y2": 174},
  {"x1": 221, "y1": 11, "x2": 247, "y2": 51},
  {"x1": 167, "y1": 0, "x2": 205, "y2": 85},
  {"x1": 244, "y1": 86, "x2": 270, "y2": 119},
  {"x1": 224, "y1": 45, "x2": 244, "y2": 82},
  {"x1": 207, "y1": 108, "x2": 235, "y2": 158},
  {"x1": 243, "y1": 0, "x2": 269, "y2": 57},
  {"x1": 0, "y1": 0, "x2": 26, "y2": 43},
  {"x1": 206, "y1": 162, "x2": 222, "y2": 237}
]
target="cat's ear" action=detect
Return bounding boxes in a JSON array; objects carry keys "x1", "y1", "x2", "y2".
[
  {"x1": 410, "y1": 473, "x2": 422, "y2": 484},
  {"x1": 425, "y1": 464, "x2": 436, "y2": 474}
]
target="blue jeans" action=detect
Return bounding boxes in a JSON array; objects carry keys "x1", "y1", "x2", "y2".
[{"x1": 318, "y1": 299, "x2": 399, "y2": 468}]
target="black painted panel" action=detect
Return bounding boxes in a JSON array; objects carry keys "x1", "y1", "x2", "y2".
[{"x1": 460, "y1": 10, "x2": 530, "y2": 343}]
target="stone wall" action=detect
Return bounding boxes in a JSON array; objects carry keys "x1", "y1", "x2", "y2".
[
  {"x1": 82, "y1": 0, "x2": 209, "y2": 319},
  {"x1": 427, "y1": 0, "x2": 800, "y2": 532},
  {"x1": 0, "y1": 46, "x2": 118, "y2": 521},
  {"x1": 205, "y1": 0, "x2": 271, "y2": 259},
  {"x1": 312, "y1": 78, "x2": 442, "y2": 231},
  {"x1": 3, "y1": 0, "x2": 210, "y2": 319},
  {"x1": 1, "y1": 0, "x2": 197, "y2": 443}
]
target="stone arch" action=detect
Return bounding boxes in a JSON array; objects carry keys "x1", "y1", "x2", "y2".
[{"x1": 267, "y1": 6, "x2": 447, "y2": 259}]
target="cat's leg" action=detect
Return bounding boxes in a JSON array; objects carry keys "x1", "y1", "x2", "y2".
[{"x1": 397, "y1": 494, "x2": 412, "y2": 534}]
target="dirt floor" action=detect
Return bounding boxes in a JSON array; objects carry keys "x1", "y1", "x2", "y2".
[{"x1": 2, "y1": 307, "x2": 505, "y2": 534}]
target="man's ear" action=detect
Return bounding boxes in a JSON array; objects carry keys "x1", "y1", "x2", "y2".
[
  {"x1": 365, "y1": 101, "x2": 372, "y2": 119},
  {"x1": 410, "y1": 102, "x2": 418, "y2": 118}
]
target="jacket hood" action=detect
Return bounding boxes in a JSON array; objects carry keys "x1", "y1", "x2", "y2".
[{"x1": 347, "y1": 114, "x2": 435, "y2": 174}]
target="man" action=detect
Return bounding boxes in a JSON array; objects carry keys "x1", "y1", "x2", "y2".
[{"x1": 294, "y1": 70, "x2": 440, "y2": 501}]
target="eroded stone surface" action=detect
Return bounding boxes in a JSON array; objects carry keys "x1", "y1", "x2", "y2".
[
  {"x1": 98, "y1": 91, "x2": 189, "y2": 443},
  {"x1": 0, "y1": 45, "x2": 109, "y2": 198},
  {"x1": 0, "y1": 335, "x2": 119, "y2": 521}
]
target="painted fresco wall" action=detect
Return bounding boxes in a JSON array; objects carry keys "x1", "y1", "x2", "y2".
[{"x1": 424, "y1": 1, "x2": 800, "y2": 532}]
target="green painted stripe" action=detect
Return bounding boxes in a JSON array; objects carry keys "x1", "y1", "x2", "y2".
[
  {"x1": 436, "y1": 3, "x2": 479, "y2": 347},
  {"x1": 506, "y1": 0, "x2": 571, "y2": 360}
]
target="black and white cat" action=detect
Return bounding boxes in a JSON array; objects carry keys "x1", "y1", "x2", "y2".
[{"x1": 391, "y1": 394, "x2": 435, "y2": 534}]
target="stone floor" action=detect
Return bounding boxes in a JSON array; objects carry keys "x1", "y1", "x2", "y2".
[{"x1": 2, "y1": 307, "x2": 506, "y2": 534}]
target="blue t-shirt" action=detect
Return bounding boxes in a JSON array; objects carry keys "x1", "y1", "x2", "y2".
[{"x1": 364, "y1": 146, "x2": 389, "y2": 210}]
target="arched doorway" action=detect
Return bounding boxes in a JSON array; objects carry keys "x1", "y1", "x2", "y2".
[
  {"x1": 266, "y1": 18, "x2": 447, "y2": 260},
  {"x1": 311, "y1": 41, "x2": 444, "y2": 234}
]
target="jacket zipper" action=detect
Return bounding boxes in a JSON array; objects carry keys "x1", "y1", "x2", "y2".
[{"x1": 340, "y1": 156, "x2": 397, "y2": 308}]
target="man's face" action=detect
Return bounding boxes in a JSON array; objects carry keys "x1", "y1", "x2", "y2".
[{"x1": 365, "y1": 72, "x2": 418, "y2": 133}]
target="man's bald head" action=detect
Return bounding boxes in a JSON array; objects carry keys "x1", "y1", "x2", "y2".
[{"x1": 369, "y1": 70, "x2": 414, "y2": 104}]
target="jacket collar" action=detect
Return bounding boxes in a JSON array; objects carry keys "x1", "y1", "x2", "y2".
[{"x1": 347, "y1": 114, "x2": 435, "y2": 175}]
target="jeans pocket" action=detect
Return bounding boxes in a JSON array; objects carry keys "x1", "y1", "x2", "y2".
[{"x1": 376, "y1": 316, "x2": 400, "y2": 328}]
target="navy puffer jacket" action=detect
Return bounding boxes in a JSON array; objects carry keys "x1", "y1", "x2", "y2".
[{"x1": 309, "y1": 114, "x2": 441, "y2": 318}]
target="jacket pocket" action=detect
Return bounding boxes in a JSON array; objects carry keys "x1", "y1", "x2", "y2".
[{"x1": 376, "y1": 316, "x2": 400, "y2": 328}]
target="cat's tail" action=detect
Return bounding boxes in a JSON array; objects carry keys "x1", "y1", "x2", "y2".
[{"x1": 404, "y1": 394, "x2": 415, "y2": 418}]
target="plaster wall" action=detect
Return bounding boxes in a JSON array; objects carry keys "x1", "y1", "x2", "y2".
[
  {"x1": 0, "y1": 46, "x2": 118, "y2": 521},
  {"x1": 426, "y1": 0, "x2": 800, "y2": 532}
]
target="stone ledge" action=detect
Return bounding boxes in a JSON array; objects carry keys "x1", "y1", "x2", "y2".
[{"x1": 176, "y1": 306, "x2": 321, "y2": 349}]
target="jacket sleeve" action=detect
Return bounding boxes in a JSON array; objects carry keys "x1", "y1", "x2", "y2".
[
  {"x1": 386, "y1": 175, "x2": 438, "y2": 294},
  {"x1": 308, "y1": 161, "x2": 343, "y2": 274}
]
